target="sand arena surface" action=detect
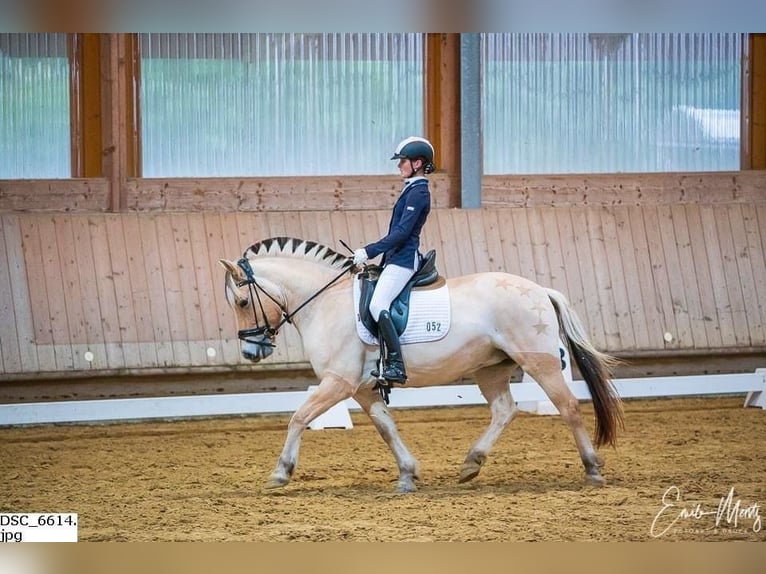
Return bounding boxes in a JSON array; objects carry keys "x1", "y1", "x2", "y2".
[{"x1": 1, "y1": 396, "x2": 764, "y2": 541}]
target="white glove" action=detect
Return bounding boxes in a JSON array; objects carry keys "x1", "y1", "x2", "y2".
[{"x1": 353, "y1": 248, "x2": 369, "y2": 266}]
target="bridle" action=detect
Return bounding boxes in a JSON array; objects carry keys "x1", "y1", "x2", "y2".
[{"x1": 232, "y1": 257, "x2": 353, "y2": 351}]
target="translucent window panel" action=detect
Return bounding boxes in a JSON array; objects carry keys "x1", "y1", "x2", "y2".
[
  {"x1": 0, "y1": 33, "x2": 71, "y2": 179},
  {"x1": 483, "y1": 34, "x2": 742, "y2": 174},
  {"x1": 140, "y1": 33, "x2": 424, "y2": 177}
]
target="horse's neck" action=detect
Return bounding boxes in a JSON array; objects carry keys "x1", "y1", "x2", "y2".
[{"x1": 253, "y1": 258, "x2": 345, "y2": 317}]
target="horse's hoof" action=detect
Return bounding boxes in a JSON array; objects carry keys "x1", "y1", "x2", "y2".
[
  {"x1": 458, "y1": 463, "x2": 481, "y2": 484},
  {"x1": 264, "y1": 475, "x2": 289, "y2": 490},
  {"x1": 396, "y1": 481, "x2": 417, "y2": 494},
  {"x1": 585, "y1": 473, "x2": 606, "y2": 487}
]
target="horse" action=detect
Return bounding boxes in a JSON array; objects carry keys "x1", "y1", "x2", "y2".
[{"x1": 219, "y1": 236, "x2": 624, "y2": 493}]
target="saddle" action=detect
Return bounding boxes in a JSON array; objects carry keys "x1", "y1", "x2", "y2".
[{"x1": 357, "y1": 250, "x2": 441, "y2": 337}]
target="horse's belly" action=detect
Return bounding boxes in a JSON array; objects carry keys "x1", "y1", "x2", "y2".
[{"x1": 401, "y1": 336, "x2": 508, "y2": 385}]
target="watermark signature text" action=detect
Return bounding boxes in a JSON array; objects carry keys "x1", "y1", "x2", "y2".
[{"x1": 650, "y1": 486, "x2": 762, "y2": 538}]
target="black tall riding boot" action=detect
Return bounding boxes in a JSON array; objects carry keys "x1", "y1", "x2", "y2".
[{"x1": 371, "y1": 310, "x2": 408, "y2": 384}]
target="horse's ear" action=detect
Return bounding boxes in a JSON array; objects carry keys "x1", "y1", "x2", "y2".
[
  {"x1": 219, "y1": 259, "x2": 241, "y2": 278},
  {"x1": 219, "y1": 259, "x2": 249, "y2": 306}
]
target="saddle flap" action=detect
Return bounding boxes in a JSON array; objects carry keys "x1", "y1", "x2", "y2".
[
  {"x1": 357, "y1": 250, "x2": 441, "y2": 336},
  {"x1": 354, "y1": 274, "x2": 451, "y2": 346},
  {"x1": 358, "y1": 273, "x2": 380, "y2": 336}
]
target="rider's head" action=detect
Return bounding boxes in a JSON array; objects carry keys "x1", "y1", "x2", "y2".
[{"x1": 391, "y1": 136, "x2": 436, "y2": 178}]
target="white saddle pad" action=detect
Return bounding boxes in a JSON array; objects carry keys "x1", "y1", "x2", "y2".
[{"x1": 353, "y1": 276, "x2": 451, "y2": 345}]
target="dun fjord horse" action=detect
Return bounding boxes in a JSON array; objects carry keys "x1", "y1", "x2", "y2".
[{"x1": 220, "y1": 237, "x2": 623, "y2": 493}]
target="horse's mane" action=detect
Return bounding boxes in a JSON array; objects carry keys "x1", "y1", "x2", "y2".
[{"x1": 243, "y1": 236, "x2": 353, "y2": 271}]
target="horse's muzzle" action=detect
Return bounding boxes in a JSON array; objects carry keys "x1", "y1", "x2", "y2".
[
  {"x1": 241, "y1": 338, "x2": 275, "y2": 362},
  {"x1": 238, "y1": 328, "x2": 276, "y2": 362}
]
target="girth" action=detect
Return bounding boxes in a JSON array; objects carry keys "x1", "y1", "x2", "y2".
[{"x1": 358, "y1": 250, "x2": 441, "y2": 337}]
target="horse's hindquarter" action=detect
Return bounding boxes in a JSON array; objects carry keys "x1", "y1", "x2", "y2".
[
  {"x1": 453, "y1": 273, "x2": 561, "y2": 351},
  {"x1": 404, "y1": 273, "x2": 562, "y2": 382}
]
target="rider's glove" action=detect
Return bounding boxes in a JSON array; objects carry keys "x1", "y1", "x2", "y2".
[{"x1": 353, "y1": 248, "x2": 369, "y2": 266}]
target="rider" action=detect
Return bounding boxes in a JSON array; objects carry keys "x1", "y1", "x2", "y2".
[{"x1": 353, "y1": 136, "x2": 435, "y2": 384}]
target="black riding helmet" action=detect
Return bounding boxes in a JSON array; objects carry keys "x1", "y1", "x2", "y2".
[{"x1": 391, "y1": 136, "x2": 436, "y2": 174}]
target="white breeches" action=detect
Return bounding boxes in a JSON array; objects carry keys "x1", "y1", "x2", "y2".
[{"x1": 369, "y1": 263, "x2": 416, "y2": 321}]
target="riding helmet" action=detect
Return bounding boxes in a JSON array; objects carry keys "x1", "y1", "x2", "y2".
[{"x1": 391, "y1": 136, "x2": 436, "y2": 174}]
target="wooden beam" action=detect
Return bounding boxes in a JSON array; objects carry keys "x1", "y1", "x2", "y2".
[
  {"x1": 125, "y1": 34, "x2": 142, "y2": 180},
  {"x1": 100, "y1": 34, "x2": 141, "y2": 211},
  {"x1": 743, "y1": 34, "x2": 752, "y2": 169},
  {"x1": 425, "y1": 34, "x2": 461, "y2": 207},
  {"x1": 69, "y1": 34, "x2": 103, "y2": 178},
  {"x1": 0, "y1": 179, "x2": 110, "y2": 212},
  {"x1": 123, "y1": 174, "x2": 456, "y2": 212},
  {"x1": 747, "y1": 33, "x2": 766, "y2": 169},
  {"x1": 481, "y1": 171, "x2": 766, "y2": 208}
]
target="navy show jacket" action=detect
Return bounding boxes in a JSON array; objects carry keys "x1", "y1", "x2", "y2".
[{"x1": 363, "y1": 176, "x2": 431, "y2": 269}]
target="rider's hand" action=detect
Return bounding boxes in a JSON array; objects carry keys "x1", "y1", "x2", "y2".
[{"x1": 353, "y1": 248, "x2": 369, "y2": 266}]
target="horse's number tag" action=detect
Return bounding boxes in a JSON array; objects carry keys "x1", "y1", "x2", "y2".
[{"x1": 425, "y1": 321, "x2": 442, "y2": 332}]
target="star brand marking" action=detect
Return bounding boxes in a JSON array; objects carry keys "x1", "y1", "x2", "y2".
[
  {"x1": 533, "y1": 320, "x2": 549, "y2": 335},
  {"x1": 517, "y1": 285, "x2": 533, "y2": 298},
  {"x1": 495, "y1": 277, "x2": 515, "y2": 290}
]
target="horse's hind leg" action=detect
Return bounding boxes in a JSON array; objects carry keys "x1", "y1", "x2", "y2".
[
  {"x1": 518, "y1": 352, "x2": 605, "y2": 486},
  {"x1": 459, "y1": 363, "x2": 519, "y2": 483},
  {"x1": 353, "y1": 384, "x2": 420, "y2": 493},
  {"x1": 266, "y1": 373, "x2": 354, "y2": 489}
]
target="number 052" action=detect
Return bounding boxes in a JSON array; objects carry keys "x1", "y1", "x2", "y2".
[{"x1": 426, "y1": 321, "x2": 441, "y2": 332}]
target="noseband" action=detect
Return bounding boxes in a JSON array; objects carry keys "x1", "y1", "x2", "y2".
[
  {"x1": 234, "y1": 258, "x2": 285, "y2": 348},
  {"x1": 233, "y1": 256, "x2": 352, "y2": 351}
]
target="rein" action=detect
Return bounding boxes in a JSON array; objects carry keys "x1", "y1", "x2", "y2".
[{"x1": 234, "y1": 257, "x2": 352, "y2": 347}]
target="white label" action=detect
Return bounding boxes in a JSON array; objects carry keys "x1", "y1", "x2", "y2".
[{"x1": 0, "y1": 514, "x2": 78, "y2": 543}]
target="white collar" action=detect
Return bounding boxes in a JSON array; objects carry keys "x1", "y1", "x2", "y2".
[{"x1": 403, "y1": 176, "x2": 427, "y2": 185}]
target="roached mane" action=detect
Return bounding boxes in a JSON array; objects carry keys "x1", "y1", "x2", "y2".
[{"x1": 242, "y1": 237, "x2": 354, "y2": 271}]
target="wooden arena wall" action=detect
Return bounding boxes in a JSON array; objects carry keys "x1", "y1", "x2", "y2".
[{"x1": 1, "y1": 171, "x2": 765, "y2": 382}]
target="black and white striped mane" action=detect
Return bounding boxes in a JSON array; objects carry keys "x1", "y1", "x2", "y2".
[{"x1": 243, "y1": 237, "x2": 353, "y2": 271}]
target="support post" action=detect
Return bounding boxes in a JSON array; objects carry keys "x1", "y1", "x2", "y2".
[
  {"x1": 425, "y1": 33, "x2": 461, "y2": 207},
  {"x1": 100, "y1": 33, "x2": 141, "y2": 211},
  {"x1": 742, "y1": 33, "x2": 766, "y2": 169},
  {"x1": 460, "y1": 33, "x2": 482, "y2": 209}
]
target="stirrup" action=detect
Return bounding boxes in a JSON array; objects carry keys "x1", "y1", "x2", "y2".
[
  {"x1": 373, "y1": 379, "x2": 392, "y2": 404},
  {"x1": 381, "y1": 364, "x2": 407, "y2": 384},
  {"x1": 370, "y1": 361, "x2": 407, "y2": 384}
]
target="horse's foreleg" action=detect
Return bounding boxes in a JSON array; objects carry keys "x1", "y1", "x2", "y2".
[
  {"x1": 266, "y1": 373, "x2": 354, "y2": 490},
  {"x1": 460, "y1": 363, "x2": 518, "y2": 483},
  {"x1": 353, "y1": 384, "x2": 420, "y2": 493},
  {"x1": 519, "y1": 352, "x2": 605, "y2": 486}
]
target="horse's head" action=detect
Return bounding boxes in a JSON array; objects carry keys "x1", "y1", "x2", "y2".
[{"x1": 219, "y1": 257, "x2": 285, "y2": 363}]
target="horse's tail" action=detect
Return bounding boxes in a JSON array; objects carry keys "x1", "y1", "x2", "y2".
[{"x1": 546, "y1": 288, "x2": 624, "y2": 448}]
